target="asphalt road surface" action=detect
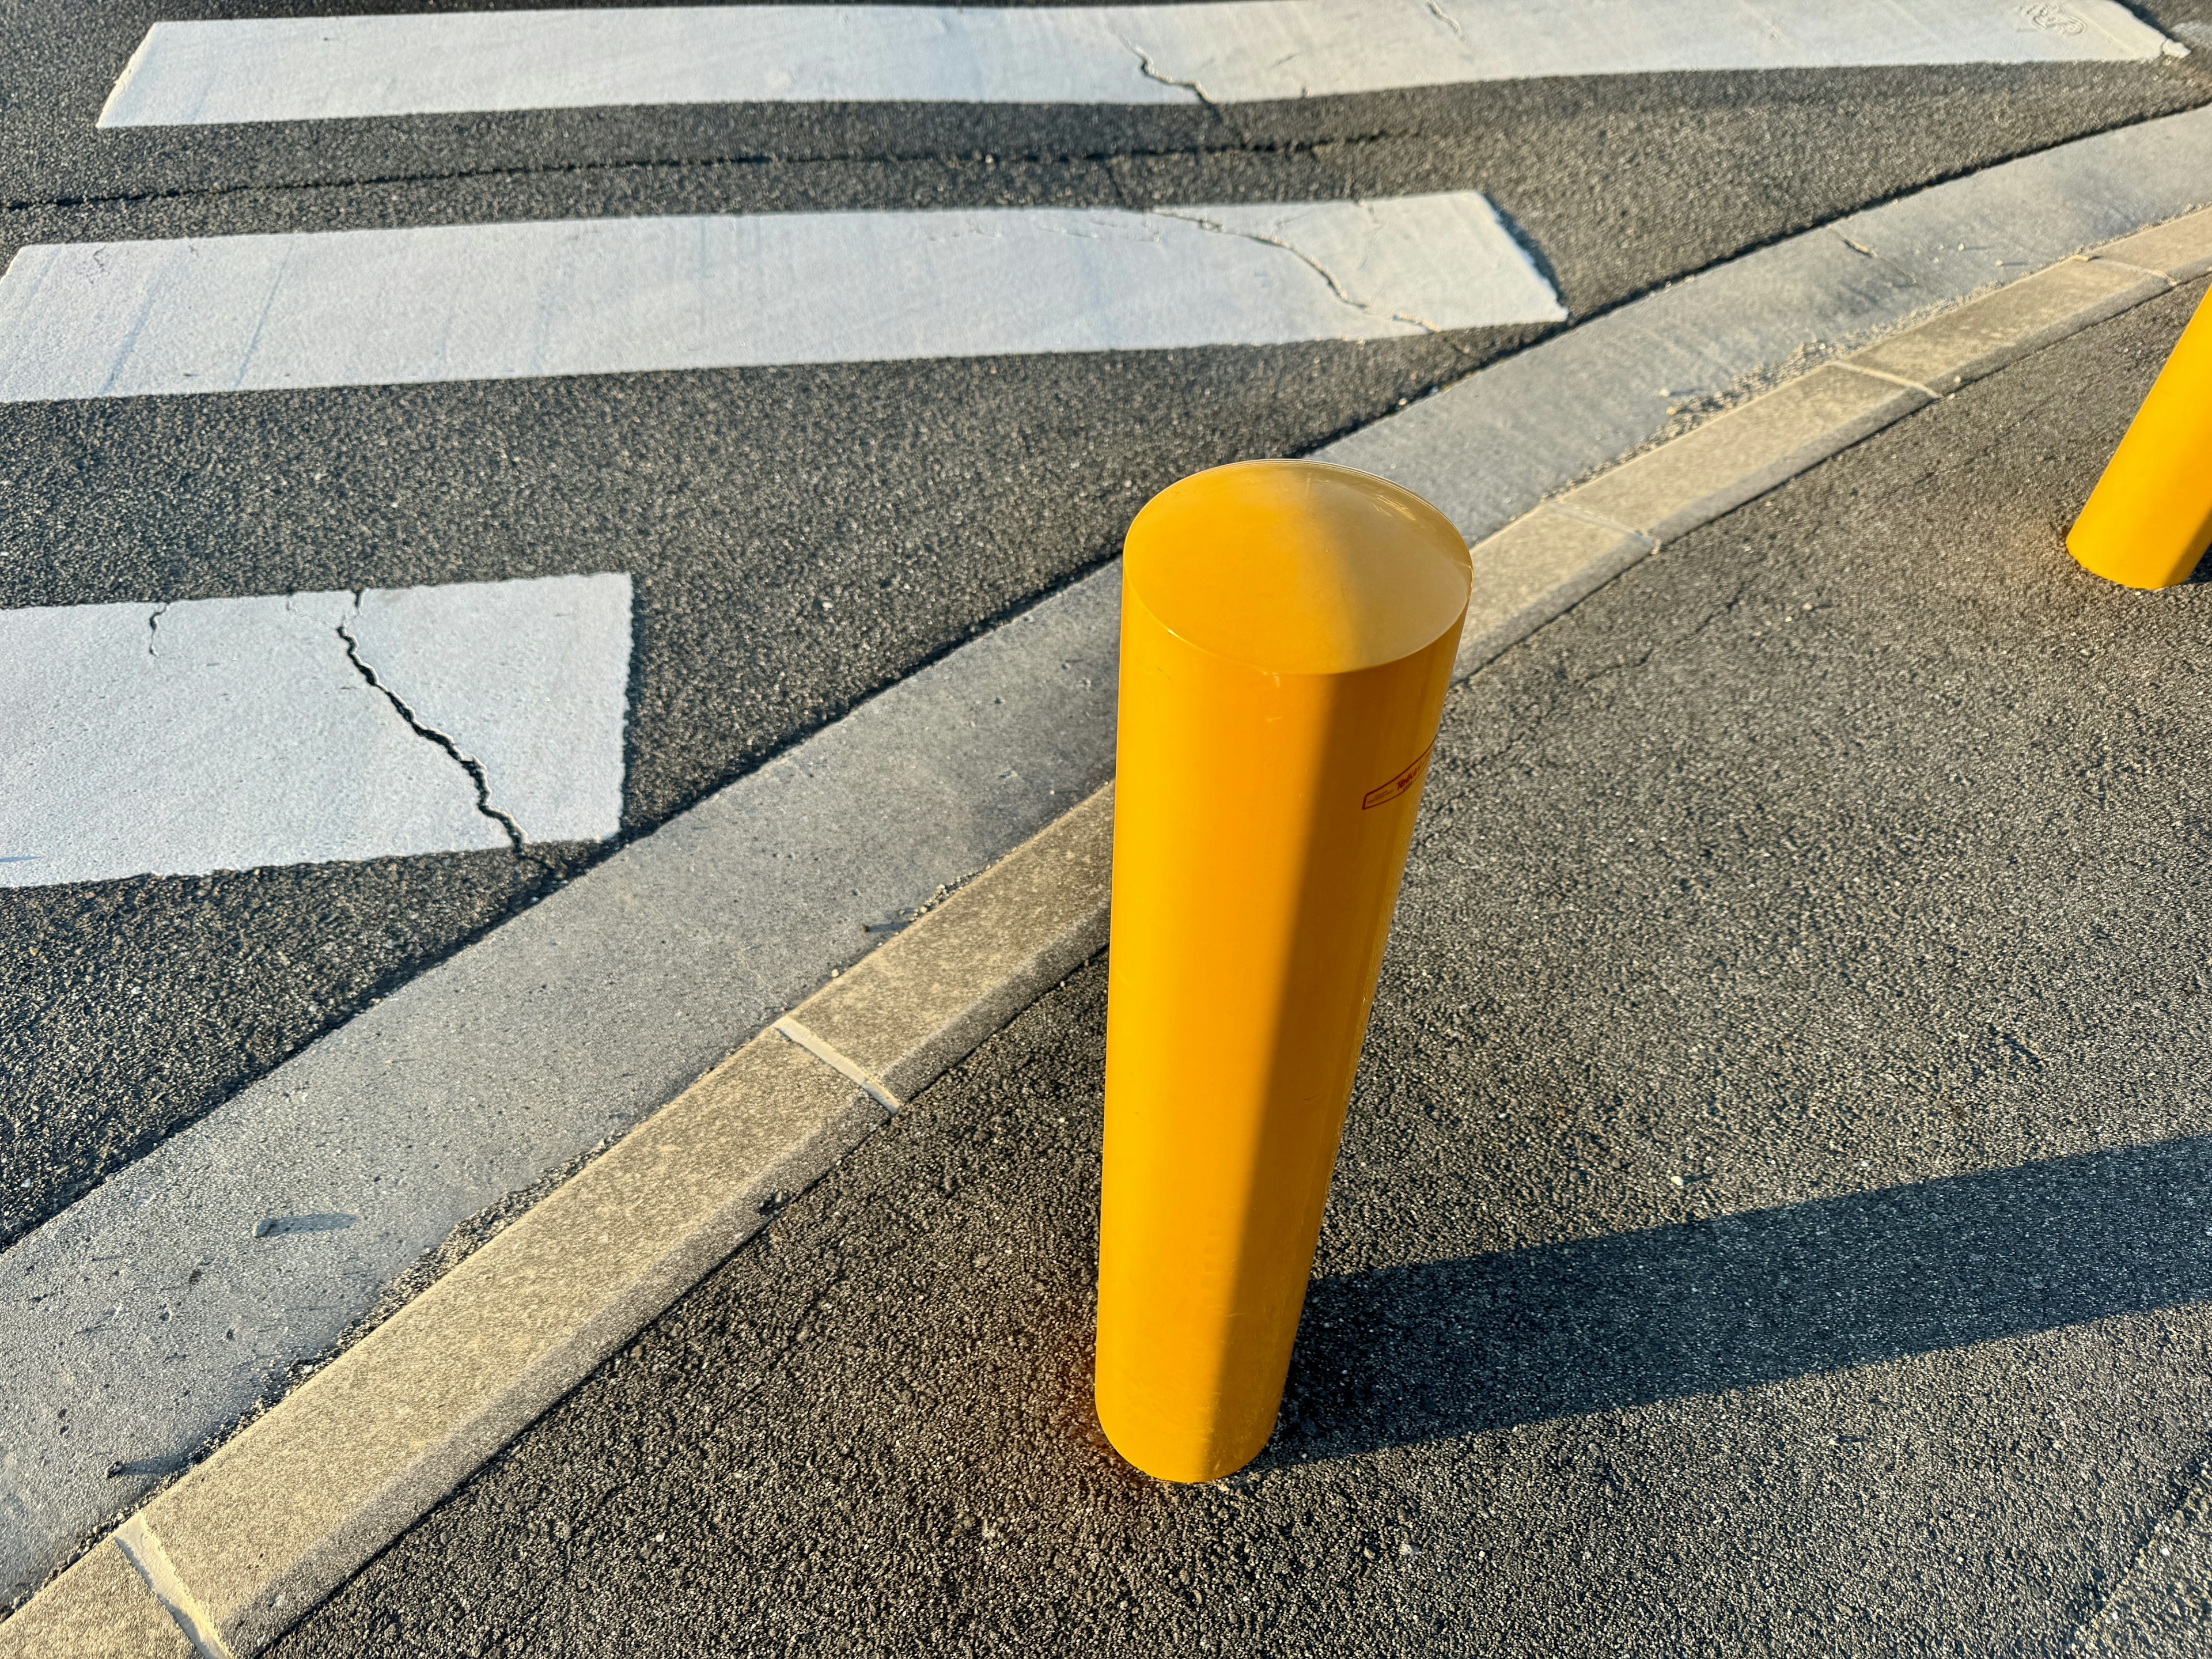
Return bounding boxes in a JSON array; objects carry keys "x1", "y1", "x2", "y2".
[
  {"x1": 6, "y1": 0, "x2": 2212, "y2": 1263},
  {"x1": 264, "y1": 271, "x2": 2212, "y2": 1654}
]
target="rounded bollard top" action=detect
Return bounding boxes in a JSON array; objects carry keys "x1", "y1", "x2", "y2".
[{"x1": 1123, "y1": 459, "x2": 1471, "y2": 676}]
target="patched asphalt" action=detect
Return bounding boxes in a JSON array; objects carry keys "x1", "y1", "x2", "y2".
[{"x1": 268, "y1": 272, "x2": 2212, "y2": 1654}]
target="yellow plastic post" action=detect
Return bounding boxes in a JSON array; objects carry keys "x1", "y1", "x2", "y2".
[
  {"x1": 2067, "y1": 283, "x2": 2212, "y2": 589},
  {"x1": 1096, "y1": 459, "x2": 1471, "y2": 1483}
]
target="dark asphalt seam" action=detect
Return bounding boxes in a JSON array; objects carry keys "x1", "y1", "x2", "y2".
[
  {"x1": 2, "y1": 66, "x2": 2204, "y2": 224},
  {"x1": 0, "y1": 127, "x2": 1442, "y2": 221},
  {"x1": 334, "y1": 616, "x2": 549, "y2": 879}
]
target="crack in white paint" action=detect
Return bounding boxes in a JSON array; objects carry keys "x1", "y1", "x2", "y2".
[
  {"x1": 94, "y1": 0, "x2": 2177, "y2": 125},
  {"x1": 335, "y1": 608, "x2": 534, "y2": 866},
  {"x1": 1151, "y1": 205, "x2": 1443, "y2": 335},
  {"x1": 0, "y1": 575, "x2": 630, "y2": 887},
  {"x1": 1116, "y1": 31, "x2": 1214, "y2": 104}
]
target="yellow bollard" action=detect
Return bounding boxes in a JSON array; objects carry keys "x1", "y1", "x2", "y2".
[
  {"x1": 1096, "y1": 459, "x2": 1471, "y2": 1483},
  {"x1": 2067, "y1": 283, "x2": 2212, "y2": 589}
]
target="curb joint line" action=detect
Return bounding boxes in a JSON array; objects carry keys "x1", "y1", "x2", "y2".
[{"x1": 8, "y1": 197, "x2": 2211, "y2": 1659}]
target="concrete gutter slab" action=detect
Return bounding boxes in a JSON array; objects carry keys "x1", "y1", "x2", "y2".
[
  {"x1": 1325, "y1": 104, "x2": 2212, "y2": 544},
  {"x1": 8, "y1": 105, "x2": 2212, "y2": 1621}
]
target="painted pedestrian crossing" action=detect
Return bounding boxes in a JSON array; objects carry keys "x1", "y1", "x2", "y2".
[
  {"x1": 3, "y1": 0, "x2": 2206, "y2": 1623},
  {"x1": 0, "y1": 194, "x2": 1563, "y2": 402},
  {"x1": 98, "y1": 0, "x2": 2179, "y2": 127},
  {"x1": 0, "y1": 575, "x2": 631, "y2": 888}
]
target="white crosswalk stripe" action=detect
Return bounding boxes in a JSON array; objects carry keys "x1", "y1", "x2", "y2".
[
  {"x1": 0, "y1": 194, "x2": 1563, "y2": 402},
  {"x1": 0, "y1": 575, "x2": 631, "y2": 888},
  {"x1": 98, "y1": 0, "x2": 2179, "y2": 126},
  {"x1": 7, "y1": 0, "x2": 2202, "y2": 1623}
]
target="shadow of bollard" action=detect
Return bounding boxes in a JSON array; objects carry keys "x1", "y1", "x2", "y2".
[{"x1": 1272, "y1": 1134, "x2": 2212, "y2": 1461}]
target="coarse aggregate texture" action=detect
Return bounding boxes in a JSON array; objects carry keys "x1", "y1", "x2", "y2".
[
  {"x1": 3, "y1": 0, "x2": 2211, "y2": 1252},
  {"x1": 266, "y1": 276, "x2": 2212, "y2": 1658},
  {"x1": 0, "y1": 848, "x2": 584, "y2": 1250},
  {"x1": 2070, "y1": 1451, "x2": 2212, "y2": 1659},
  {"x1": 6, "y1": 40, "x2": 2212, "y2": 1258},
  {"x1": 2078, "y1": 1461, "x2": 2212, "y2": 1654}
]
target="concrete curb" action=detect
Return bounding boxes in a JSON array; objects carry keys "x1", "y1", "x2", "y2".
[
  {"x1": 10, "y1": 207, "x2": 2212, "y2": 1659},
  {"x1": 1452, "y1": 207, "x2": 2212, "y2": 677},
  {"x1": 16, "y1": 106, "x2": 2212, "y2": 1608},
  {"x1": 0, "y1": 790, "x2": 1112, "y2": 1659},
  {"x1": 0, "y1": 1543, "x2": 194, "y2": 1659},
  {"x1": 777, "y1": 790, "x2": 1114, "y2": 1109}
]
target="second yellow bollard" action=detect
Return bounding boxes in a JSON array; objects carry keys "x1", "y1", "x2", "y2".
[
  {"x1": 2067, "y1": 283, "x2": 2212, "y2": 589},
  {"x1": 1096, "y1": 459, "x2": 1471, "y2": 1483}
]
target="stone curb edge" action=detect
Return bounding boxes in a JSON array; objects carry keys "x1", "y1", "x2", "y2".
[
  {"x1": 1, "y1": 791, "x2": 1113, "y2": 1659},
  {"x1": 10, "y1": 206, "x2": 2211, "y2": 1659},
  {"x1": 1449, "y1": 206, "x2": 2212, "y2": 679}
]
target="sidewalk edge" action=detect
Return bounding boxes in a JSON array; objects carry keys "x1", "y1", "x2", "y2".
[
  {"x1": 9, "y1": 207, "x2": 2211, "y2": 1659},
  {"x1": 0, "y1": 789, "x2": 1113, "y2": 1659},
  {"x1": 1452, "y1": 210, "x2": 2212, "y2": 679}
]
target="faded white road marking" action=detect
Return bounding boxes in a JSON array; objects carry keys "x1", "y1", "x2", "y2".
[
  {"x1": 0, "y1": 574, "x2": 630, "y2": 887},
  {"x1": 97, "y1": 0, "x2": 2178, "y2": 125},
  {"x1": 0, "y1": 194, "x2": 1562, "y2": 402}
]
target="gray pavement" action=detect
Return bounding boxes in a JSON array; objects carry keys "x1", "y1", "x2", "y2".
[
  {"x1": 19, "y1": 119, "x2": 2212, "y2": 1601},
  {"x1": 274, "y1": 275, "x2": 2212, "y2": 1656},
  {"x1": 7, "y1": 0, "x2": 2212, "y2": 1262}
]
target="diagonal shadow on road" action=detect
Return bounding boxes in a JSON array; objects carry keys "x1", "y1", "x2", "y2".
[{"x1": 1271, "y1": 1135, "x2": 2212, "y2": 1461}]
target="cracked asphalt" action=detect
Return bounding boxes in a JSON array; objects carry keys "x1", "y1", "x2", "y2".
[
  {"x1": 266, "y1": 266, "x2": 2212, "y2": 1656},
  {"x1": 7, "y1": 2, "x2": 2212, "y2": 1255},
  {"x1": 6, "y1": 1, "x2": 2212, "y2": 1251}
]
